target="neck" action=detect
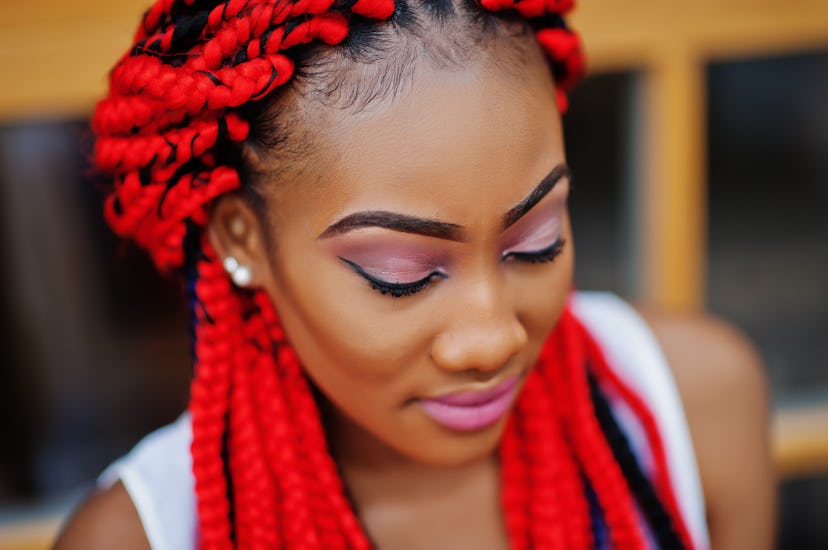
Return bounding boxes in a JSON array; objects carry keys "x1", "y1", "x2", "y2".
[
  {"x1": 324, "y1": 402, "x2": 507, "y2": 549},
  {"x1": 319, "y1": 392, "x2": 500, "y2": 509}
]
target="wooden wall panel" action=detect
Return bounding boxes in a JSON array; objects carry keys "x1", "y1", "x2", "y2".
[
  {"x1": 572, "y1": 0, "x2": 828, "y2": 310},
  {"x1": 0, "y1": 0, "x2": 147, "y2": 120},
  {"x1": 572, "y1": 0, "x2": 828, "y2": 73}
]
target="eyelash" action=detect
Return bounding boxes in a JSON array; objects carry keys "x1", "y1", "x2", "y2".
[
  {"x1": 340, "y1": 237, "x2": 566, "y2": 299},
  {"x1": 502, "y1": 237, "x2": 566, "y2": 264},
  {"x1": 340, "y1": 257, "x2": 448, "y2": 298}
]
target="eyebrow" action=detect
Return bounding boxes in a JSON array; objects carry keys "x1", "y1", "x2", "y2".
[
  {"x1": 318, "y1": 163, "x2": 570, "y2": 241},
  {"x1": 319, "y1": 211, "x2": 464, "y2": 241},
  {"x1": 503, "y1": 163, "x2": 570, "y2": 229}
]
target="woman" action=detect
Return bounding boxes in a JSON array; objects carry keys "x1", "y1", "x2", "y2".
[{"x1": 56, "y1": 0, "x2": 775, "y2": 548}]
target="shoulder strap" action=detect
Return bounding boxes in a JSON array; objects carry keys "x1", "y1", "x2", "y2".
[
  {"x1": 570, "y1": 291, "x2": 710, "y2": 550},
  {"x1": 98, "y1": 414, "x2": 197, "y2": 550}
]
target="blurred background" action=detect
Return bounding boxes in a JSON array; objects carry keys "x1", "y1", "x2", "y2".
[{"x1": 1, "y1": 0, "x2": 826, "y2": 548}]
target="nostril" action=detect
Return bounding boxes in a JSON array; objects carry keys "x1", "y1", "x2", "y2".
[
  {"x1": 512, "y1": 318, "x2": 529, "y2": 349},
  {"x1": 431, "y1": 317, "x2": 528, "y2": 373}
]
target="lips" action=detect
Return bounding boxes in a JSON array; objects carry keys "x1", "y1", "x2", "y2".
[{"x1": 419, "y1": 375, "x2": 520, "y2": 432}]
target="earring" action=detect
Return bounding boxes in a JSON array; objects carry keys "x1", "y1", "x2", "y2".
[{"x1": 223, "y1": 256, "x2": 252, "y2": 287}]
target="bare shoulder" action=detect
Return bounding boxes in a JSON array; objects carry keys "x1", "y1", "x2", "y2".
[
  {"x1": 635, "y1": 306, "x2": 767, "y2": 411},
  {"x1": 53, "y1": 481, "x2": 150, "y2": 550},
  {"x1": 636, "y1": 306, "x2": 776, "y2": 550}
]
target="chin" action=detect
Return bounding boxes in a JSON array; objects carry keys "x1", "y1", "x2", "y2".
[{"x1": 400, "y1": 418, "x2": 508, "y2": 468}]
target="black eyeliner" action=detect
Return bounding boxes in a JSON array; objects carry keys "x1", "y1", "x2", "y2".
[
  {"x1": 503, "y1": 237, "x2": 566, "y2": 264},
  {"x1": 338, "y1": 257, "x2": 445, "y2": 298}
]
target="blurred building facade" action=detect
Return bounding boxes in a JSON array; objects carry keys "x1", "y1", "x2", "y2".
[{"x1": 1, "y1": 0, "x2": 827, "y2": 548}]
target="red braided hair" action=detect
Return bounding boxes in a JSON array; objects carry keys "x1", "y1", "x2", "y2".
[{"x1": 93, "y1": 1, "x2": 693, "y2": 548}]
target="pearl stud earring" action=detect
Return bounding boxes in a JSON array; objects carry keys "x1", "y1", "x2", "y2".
[{"x1": 223, "y1": 256, "x2": 252, "y2": 287}]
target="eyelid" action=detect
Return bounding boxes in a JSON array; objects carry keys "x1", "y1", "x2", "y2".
[
  {"x1": 501, "y1": 191, "x2": 565, "y2": 247},
  {"x1": 502, "y1": 236, "x2": 565, "y2": 263},
  {"x1": 501, "y1": 218, "x2": 562, "y2": 255},
  {"x1": 339, "y1": 257, "x2": 446, "y2": 297}
]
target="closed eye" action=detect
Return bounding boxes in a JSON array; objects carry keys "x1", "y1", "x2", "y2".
[
  {"x1": 502, "y1": 237, "x2": 566, "y2": 264},
  {"x1": 339, "y1": 257, "x2": 447, "y2": 298}
]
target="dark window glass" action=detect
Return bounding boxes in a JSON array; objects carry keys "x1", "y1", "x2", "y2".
[
  {"x1": 565, "y1": 71, "x2": 638, "y2": 298},
  {"x1": 707, "y1": 51, "x2": 828, "y2": 401},
  {"x1": 707, "y1": 51, "x2": 828, "y2": 550},
  {"x1": 0, "y1": 121, "x2": 190, "y2": 504}
]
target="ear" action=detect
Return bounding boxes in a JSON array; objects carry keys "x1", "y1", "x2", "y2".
[{"x1": 207, "y1": 193, "x2": 273, "y2": 289}]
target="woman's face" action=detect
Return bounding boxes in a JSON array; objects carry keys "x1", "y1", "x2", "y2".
[{"x1": 247, "y1": 46, "x2": 573, "y2": 468}]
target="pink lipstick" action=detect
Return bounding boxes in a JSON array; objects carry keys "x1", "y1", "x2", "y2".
[{"x1": 419, "y1": 376, "x2": 520, "y2": 432}]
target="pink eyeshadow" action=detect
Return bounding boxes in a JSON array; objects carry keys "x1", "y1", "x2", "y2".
[
  {"x1": 500, "y1": 196, "x2": 565, "y2": 254},
  {"x1": 326, "y1": 237, "x2": 448, "y2": 284}
]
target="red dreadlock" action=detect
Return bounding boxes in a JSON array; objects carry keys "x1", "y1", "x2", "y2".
[{"x1": 93, "y1": 0, "x2": 693, "y2": 548}]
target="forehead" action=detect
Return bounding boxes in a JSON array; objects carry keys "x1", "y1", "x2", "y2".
[{"x1": 264, "y1": 51, "x2": 564, "y2": 235}]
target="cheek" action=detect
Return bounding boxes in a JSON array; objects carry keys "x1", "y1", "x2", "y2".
[{"x1": 264, "y1": 245, "x2": 433, "y2": 403}]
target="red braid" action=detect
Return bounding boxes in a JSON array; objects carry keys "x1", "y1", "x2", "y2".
[
  {"x1": 190, "y1": 243, "x2": 235, "y2": 549},
  {"x1": 476, "y1": 0, "x2": 584, "y2": 112},
  {"x1": 585, "y1": 333, "x2": 696, "y2": 549},
  {"x1": 93, "y1": 1, "x2": 693, "y2": 548}
]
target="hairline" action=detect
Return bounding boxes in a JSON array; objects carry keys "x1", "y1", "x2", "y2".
[{"x1": 235, "y1": 7, "x2": 546, "y2": 241}]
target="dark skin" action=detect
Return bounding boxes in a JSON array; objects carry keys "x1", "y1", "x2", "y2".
[
  {"x1": 53, "y1": 316, "x2": 775, "y2": 550},
  {"x1": 55, "y1": 35, "x2": 775, "y2": 550},
  {"x1": 639, "y1": 308, "x2": 777, "y2": 549}
]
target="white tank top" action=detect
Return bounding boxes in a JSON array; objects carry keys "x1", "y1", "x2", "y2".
[{"x1": 99, "y1": 291, "x2": 710, "y2": 550}]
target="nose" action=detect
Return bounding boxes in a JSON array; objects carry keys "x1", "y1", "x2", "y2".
[{"x1": 430, "y1": 278, "x2": 529, "y2": 373}]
